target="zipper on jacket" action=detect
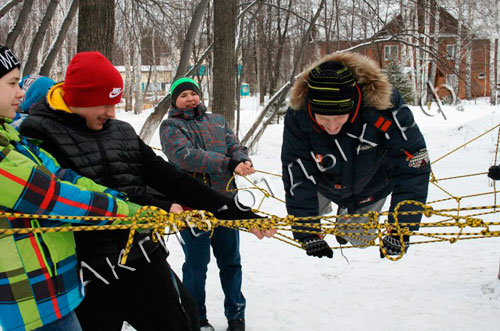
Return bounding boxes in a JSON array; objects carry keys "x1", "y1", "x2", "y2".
[
  {"x1": 31, "y1": 220, "x2": 57, "y2": 280},
  {"x1": 12, "y1": 140, "x2": 43, "y2": 165},
  {"x1": 95, "y1": 136, "x2": 112, "y2": 187},
  {"x1": 17, "y1": 143, "x2": 58, "y2": 280}
]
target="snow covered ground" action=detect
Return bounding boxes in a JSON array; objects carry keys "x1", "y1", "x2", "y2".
[{"x1": 118, "y1": 97, "x2": 500, "y2": 331}]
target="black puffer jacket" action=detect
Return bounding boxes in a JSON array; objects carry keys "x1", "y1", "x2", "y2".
[
  {"x1": 20, "y1": 102, "x2": 170, "y2": 264},
  {"x1": 24, "y1": 111, "x2": 149, "y2": 197},
  {"x1": 20, "y1": 95, "x2": 259, "y2": 266}
]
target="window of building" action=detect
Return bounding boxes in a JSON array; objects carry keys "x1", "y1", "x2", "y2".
[
  {"x1": 478, "y1": 73, "x2": 486, "y2": 80},
  {"x1": 447, "y1": 44, "x2": 456, "y2": 59},
  {"x1": 384, "y1": 45, "x2": 398, "y2": 61}
]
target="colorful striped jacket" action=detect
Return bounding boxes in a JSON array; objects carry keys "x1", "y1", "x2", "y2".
[
  {"x1": 0, "y1": 119, "x2": 139, "y2": 331},
  {"x1": 160, "y1": 105, "x2": 250, "y2": 196}
]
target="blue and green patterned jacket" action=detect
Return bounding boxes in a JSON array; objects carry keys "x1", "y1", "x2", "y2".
[
  {"x1": 0, "y1": 119, "x2": 139, "y2": 331},
  {"x1": 160, "y1": 105, "x2": 250, "y2": 196}
]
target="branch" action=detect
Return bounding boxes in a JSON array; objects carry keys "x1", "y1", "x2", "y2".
[
  {"x1": 0, "y1": 0, "x2": 22, "y2": 20},
  {"x1": 242, "y1": 0, "x2": 326, "y2": 149}
]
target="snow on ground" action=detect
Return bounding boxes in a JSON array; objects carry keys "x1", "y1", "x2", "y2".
[{"x1": 117, "y1": 97, "x2": 500, "y2": 331}]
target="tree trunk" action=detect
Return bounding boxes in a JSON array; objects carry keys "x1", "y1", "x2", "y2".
[
  {"x1": 77, "y1": 0, "x2": 115, "y2": 60},
  {"x1": 256, "y1": 7, "x2": 266, "y2": 105},
  {"x1": 212, "y1": 0, "x2": 237, "y2": 128},
  {"x1": 413, "y1": 2, "x2": 421, "y2": 102},
  {"x1": 121, "y1": 0, "x2": 132, "y2": 111},
  {"x1": 453, "y1": 0, "x2": 464, "y2": 97},
  {"x1": 427, "y1": 0, "x2": 439, "y2": 101},
  {"x1": 491, "y1": 37, "x2": 497, "y2": 104},
  {"x1": 176, "y1": 0, "x2": 210, "y2": 82},
  {"x1": 151, "y1": 28, "x2": 158, "y2": 106},
  {"x1": 0, "y1": 0, "x2": 23, "y2": 20},
  {"x1": 493, "y1": 0, "x2": 500, "y2": 104},
  {"x1": 269, "y1": 0, "x2": 292, "y2": 95},
  {"x1": 133, "y1": 40, "x2": 143, "y2": 114},
  {"x1": 235, "y1": 1, "x2": 262, "y2": 137},
  {"x1": 5, "y1": 0, "x2": 34, "y2": 49},
  {"x1": 24, "y1": 0, "x2": 60, "y2": 76},
  {"x1": 39, "y1": 0, "x2": 79, "y2": 76},
  {"x1": 139, "y1": 0, "x2": 210, "y2": 143}
]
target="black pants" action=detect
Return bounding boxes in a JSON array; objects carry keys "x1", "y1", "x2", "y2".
[{"x1": 75, "y1": 248, "x2": 199, "y2": 331}]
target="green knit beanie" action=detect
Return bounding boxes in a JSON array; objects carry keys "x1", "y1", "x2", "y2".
[{"x1": 170, "y1": 77, "x2": 200, "y2": 106}]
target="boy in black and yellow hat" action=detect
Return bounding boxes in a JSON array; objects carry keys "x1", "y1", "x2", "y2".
[{"x1": 282, "y1": 52, "x2": 431, "y2": 259}]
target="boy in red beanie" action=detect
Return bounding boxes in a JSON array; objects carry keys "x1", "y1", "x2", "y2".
[
  {"x1": 39, "y1": 51, "x2": 124, "y2": 130},
  {"x1": 0, "y1": 45, "x2": 142, "y2": 331},
  {"x1": 20, "y1": 52, "x2": 275, "y2": 331}
]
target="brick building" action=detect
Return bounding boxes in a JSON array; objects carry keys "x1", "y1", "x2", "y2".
[{"x1": 315, "y1": 5, "x2": 497, "y2": 100}]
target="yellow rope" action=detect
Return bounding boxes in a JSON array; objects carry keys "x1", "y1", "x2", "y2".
[
  {"x1": 2, "y1": 202, "x2": 500, "y2": 261},
  {"x1": 433, "y1": 172, "x2": 487, "y2": 181},
  {"x1": 3, "y1": 123, "x2": 500, "y2": 262},
  {"x1": 431, "y1": 123, "x2": 500, "y2": 164}
]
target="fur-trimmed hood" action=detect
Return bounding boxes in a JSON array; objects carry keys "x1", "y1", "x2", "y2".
[{"x1": 289, "y1": 52, "x2": 393, "y2": 111}]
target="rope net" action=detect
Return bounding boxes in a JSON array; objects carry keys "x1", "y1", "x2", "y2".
[{"x1": 2, "y1": 123, "x2": 500, "y2": 262}]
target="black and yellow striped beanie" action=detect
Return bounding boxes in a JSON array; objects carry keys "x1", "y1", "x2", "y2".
[{"x1": 307, "y1": 61, "x2": 357, "y2": 115}]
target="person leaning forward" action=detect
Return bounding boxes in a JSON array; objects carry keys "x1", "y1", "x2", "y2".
[
  {"x1": 281, "y1": 52, "x2": 431, "y2": 259},
  {"x1": 20, "y1": 51, "x2": 276, "y2": 331}
]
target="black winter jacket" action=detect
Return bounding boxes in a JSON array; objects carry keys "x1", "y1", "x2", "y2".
[
  {"x1": 20, "y1": 92, "x2": 259, "y2": 265},
  {"x1": 282, "y1": 52, "x2": 431, "y2": 240}
]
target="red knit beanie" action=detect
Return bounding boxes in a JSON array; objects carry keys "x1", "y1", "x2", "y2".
[{"x1": 62, "y1": 51, "x2": 123, "y2": 107}]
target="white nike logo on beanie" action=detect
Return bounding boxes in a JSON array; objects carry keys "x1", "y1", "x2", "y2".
[{"x1": 109, "y1": 87, "x2": 122, "y2": 98}]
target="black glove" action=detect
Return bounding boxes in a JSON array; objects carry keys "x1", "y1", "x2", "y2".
[
  {"x1": 301, "y1": 236, "x2": 333, "y2": 258},
  {"x1": 380, "y1": 235, "x2": 410, "y2": 258},
  {"x1": 228, "y1": 159, "x2": 241, "y2": 173},
  {"x1": 488, "y1": 165, "x2": 500, "y2": 180}
]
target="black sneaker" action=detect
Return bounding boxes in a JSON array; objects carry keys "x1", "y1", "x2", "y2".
[
  {"x1": 200, "y1": 319, "x2": 215, "y2": 331},
  {"x1": 227, "y1": 319, "x2": 245, "y2": 331}
]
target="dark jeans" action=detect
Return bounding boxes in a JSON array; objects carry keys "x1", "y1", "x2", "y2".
[
  {"x1": 180, "y1": 227, "x2": 246, "y2": 321},
  {"x1": 75, "y1": 248, "x2": 198, "y2": 331}
]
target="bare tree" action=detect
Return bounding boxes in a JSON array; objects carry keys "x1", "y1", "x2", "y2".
[
  {"x1": 139, "y1": 0, "x2": 210, "y2": 143},
  {"x1": 242, "y1": 0, "x2": 326, "y2": 150},
  {"x1": 490, "y1": 0, "x2": 500, "y2": 104},
  {"x1": 256, "y1": 6, "x2": 266, "y2": 105},
  {"x1": 5, "y1": 0, "x2": 34, "y2": 48},
  {"x1": 0, "y1": 0, "x2": 23, "y2": 21},
  {"x1": 39, "y1": 0, "x2": 79, "y2": 76},
  {"x1": 235, "y1": 1, "x2": 263, "y2": 136},
  {"x1": 212, "y1": 0, "x2": 237, "y2": 128},
  {"x1": 427, "y1": 0, "x2": 440, "y2": 102},
  {"x1": 269, "y1": 0, "x2": 292, "y2": 95},
  {"x1": 121, "y1": 0, "x2": 133, "y2": 111},
  {"x1": 23, "y1": 0, "x2": 60, "y2": 75},
  {"x1": 132, "y1": 3, "x2": 143, "y2": 115}
]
